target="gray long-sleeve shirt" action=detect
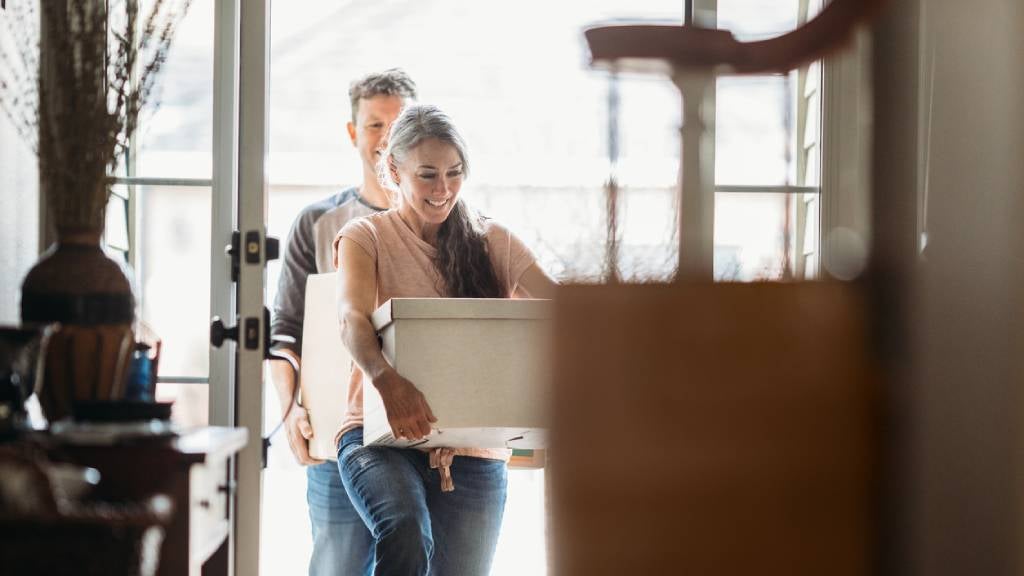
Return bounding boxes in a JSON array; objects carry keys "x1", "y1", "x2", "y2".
[{"x1": 270, "y1": 187, "x2": 384, "y2": 355}]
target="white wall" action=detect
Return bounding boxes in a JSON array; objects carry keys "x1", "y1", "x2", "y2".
[
  {"x1": 895, "y1": 1, "x2": 1024, "y2": 574},
  {"x1": 0, "y1": 113, "x2": 39, "y2": 325}
]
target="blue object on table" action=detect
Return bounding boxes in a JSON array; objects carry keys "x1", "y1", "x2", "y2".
[{"x1": 124, "y1": 344, "x2": 154, "y2": 402}]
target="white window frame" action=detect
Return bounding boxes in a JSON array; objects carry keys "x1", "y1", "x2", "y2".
[
  {"x1": 680, "y1": 0, "x2": 834, "y2": 282},
  {"x1": 820, "y1": 27, "x2": 873, "y2": 277}
]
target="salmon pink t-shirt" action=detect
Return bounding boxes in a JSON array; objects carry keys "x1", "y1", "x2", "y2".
[{"x1": 332, "y1": 208, "x2": 537, "y2": 461}]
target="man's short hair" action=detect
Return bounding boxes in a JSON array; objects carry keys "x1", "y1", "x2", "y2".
[{"x1": 348, "y1": 68, "x2": 418, "y2": 124}]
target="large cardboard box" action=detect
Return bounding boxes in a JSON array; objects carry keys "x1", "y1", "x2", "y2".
[
  {"x1": 298, "y1": 273, "x2": 350, "y2": 461},
  {"x1": 364, "y1": 298, "x2": 551, "y2": 450}
]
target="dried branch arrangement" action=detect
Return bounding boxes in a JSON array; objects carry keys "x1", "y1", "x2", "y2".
[{"x1": 0, "y1": 0, "x2": 191, "y2": 234}]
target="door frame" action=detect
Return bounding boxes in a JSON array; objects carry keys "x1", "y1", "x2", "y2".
[{"x1": 210, "y1": 1, "x2": 269, "y2": 574}]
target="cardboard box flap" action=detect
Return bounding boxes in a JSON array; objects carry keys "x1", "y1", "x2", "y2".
[{"x1": 371, "y1": 298, "x2": 551, "y2": 330}]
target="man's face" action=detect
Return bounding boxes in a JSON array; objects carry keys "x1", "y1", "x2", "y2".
[{"x1": 347, "y1": 94, "x2": 405, "y2": 175}]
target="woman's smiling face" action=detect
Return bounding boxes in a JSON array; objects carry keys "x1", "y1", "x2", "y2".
[{"x1": 392, "y1": 137, "x2": 465, "y2": 234}]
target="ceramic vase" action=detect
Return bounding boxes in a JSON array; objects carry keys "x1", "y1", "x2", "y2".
[{"x1": 20, "y1": 232, "x2": 136, "y2": 421}]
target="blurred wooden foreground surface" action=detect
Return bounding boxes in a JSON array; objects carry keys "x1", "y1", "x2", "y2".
[{"x1": 550, "y1": 282, "x2": 877, "y2": 575}]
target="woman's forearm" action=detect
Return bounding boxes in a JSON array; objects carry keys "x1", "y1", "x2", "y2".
[
  {"x1": 340, "y1": 305, "x2": 436, "y2": 439},
  {"x1": 340, "y1": 309, "x2": 395, "y2": 382}
]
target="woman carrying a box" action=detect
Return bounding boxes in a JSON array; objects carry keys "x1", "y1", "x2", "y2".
[{"x1": 332, "y1": 104, "x2": 556, "y2": 576}]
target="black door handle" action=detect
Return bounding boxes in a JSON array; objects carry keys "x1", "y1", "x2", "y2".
[{"x1": 209, "y1": 316, "x2": 238, "y2": 348}]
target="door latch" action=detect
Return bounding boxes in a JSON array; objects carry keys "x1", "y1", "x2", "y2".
[
  {"x1": 210, "y1": 308, "x2": 276, "y2": 354},
  {"x1": 225, "y1": 230, "x2": 280, "y2": 282}
]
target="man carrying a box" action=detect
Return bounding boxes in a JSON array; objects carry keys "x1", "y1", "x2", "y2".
[{"x1": 269, "y1": 69, "x2": 418, "y2": 576}]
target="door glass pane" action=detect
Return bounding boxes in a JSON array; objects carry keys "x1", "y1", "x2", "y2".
[
  {"x1": 103, "y1": 3, "x2": 215, "y2": 430},
  {"x1": 137, "y1": 185, "x2": 212, "y2": 379},
  {"x1": 136, "y1": 0, "x2": 215, "y2": 179},
  {"x1": 714, "y1": 191, "x2": 819, "y2": 281},
  {"x1": 104, "y1": 193, "x2": 131, "y2": 253},
  {"x1": 156, "y1": 382, "x2": 209, "y2": 427},
  {"x1": 716, "y1": 74, "x2": 796, "y2": 186},
  {"x1": 614, "y1": 77, "x2": 680, "y2": 281},
  {"x1": 615, "y1": 185, "x2": 679, "y2": 281}
]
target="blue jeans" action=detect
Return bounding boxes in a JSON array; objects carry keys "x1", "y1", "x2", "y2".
[
  {"x1": 306, "y1": 460, "x2": 374, "y2": 576},
  {"x1": 337, "y1": 428, "x2": 508, "y2": 576}
]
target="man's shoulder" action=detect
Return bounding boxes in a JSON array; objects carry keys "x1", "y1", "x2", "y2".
[
  {"x1": 296, "y1": 187, "x2": 359, "y2": 220},
  {"x1": 315, "y1": 189, "x2": 384, "y2": 236},
  {"x1": 290, "y1": 187, "x2": 366, "y2": 235}
]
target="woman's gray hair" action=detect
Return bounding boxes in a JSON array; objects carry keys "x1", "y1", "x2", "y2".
[
  {"x1": 379, "y1": 104, "x2": 470, "y2": 192},
  {"x1": 377, "y1": 104, "x2": 503, "y2": 298}
]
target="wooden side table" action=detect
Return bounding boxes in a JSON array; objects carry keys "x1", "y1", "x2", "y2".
[{"x1": 44, "y1": 426, "x2": 247, "y2": 576}]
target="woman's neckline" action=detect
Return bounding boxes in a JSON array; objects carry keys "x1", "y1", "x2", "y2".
[{"x1": 393, "y1": 209, "x2": 439, "y2": 253}]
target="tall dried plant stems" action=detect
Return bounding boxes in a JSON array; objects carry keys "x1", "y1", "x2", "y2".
[
  {"x1": 0, "y1": 0, "x2": 192, "y2": 234},
  {"x1": 40, "y1": 1, "x2": 109, "y2": 232}
]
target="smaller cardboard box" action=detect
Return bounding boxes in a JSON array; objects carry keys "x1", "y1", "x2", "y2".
[
  {"x1": 298, "y1": 273, "x2": 350, "y2": 461},
  {"x1": 364, "y1": 298, "x2": 551, "y2": 450}
]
